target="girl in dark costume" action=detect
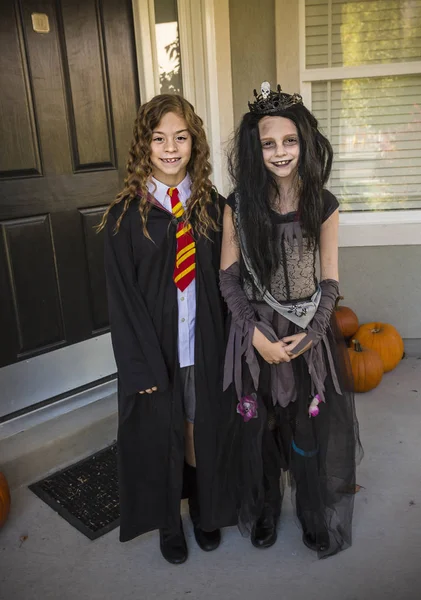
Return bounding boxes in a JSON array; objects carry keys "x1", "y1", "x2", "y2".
[
  {"x1": 219, "y1": 83, "x2": 363, "y2": 558},
  {"x1": 99, "y1": 94, "x2": 234, "y2": 564}
]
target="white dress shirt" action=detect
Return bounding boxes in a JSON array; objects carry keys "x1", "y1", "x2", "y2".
[{"x1": 147, "y1": 175, "x2": 196, "y2": 367}]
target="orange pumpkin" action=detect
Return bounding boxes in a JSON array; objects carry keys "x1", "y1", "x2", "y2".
[
  {"x1": 354, "y1": 322, "x2": 404, "y2": 373},
  {"x1": 0, "y1": 472, "x2": 11, "y2": 529},
  {"x1": 334, "y1": 296, "x2": 359, "y2": 338},
  {"x1": 348, "y1": 340, "x2": 384, "y2": 393}
]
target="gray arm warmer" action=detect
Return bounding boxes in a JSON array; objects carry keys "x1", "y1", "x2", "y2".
[
  {"x1": 291, "y1": 279, "x2": 340, "y2": 354},
  {"x1": 219, "y1": 262, "x2": 257, "y2": 326}
]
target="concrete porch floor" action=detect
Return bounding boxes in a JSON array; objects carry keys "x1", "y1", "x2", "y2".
[{"x1": 1, "y1": 358, "x2": 420, "y2": 600}]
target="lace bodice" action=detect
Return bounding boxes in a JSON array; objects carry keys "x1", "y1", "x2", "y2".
[{"x1": 243, "y1": 219, "x2": 318, "y2": 303}]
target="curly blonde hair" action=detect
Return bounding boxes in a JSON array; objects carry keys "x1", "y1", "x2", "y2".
[{"x1": 97, "y1": 94, "x2": 218, "y2": 238}]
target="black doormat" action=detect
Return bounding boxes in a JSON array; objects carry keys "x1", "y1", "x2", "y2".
[{"x1": 29, "y1": 444, "x2": 120, "y2": 540}]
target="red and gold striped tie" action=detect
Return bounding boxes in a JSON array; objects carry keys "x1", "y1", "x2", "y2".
[{"x1": 168, "y1": 187, "x2": 196, "y2": 291}]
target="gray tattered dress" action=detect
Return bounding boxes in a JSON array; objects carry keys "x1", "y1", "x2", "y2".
[{"x1": 219, "y1": 190, "x2": 363, "y2": 559}]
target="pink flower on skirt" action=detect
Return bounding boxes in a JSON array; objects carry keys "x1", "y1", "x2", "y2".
[
  {"x1": 308, "y1": 393, "x2": 324, "y2": 417},
  {"x1": 237, "y1": 394, "x2": 258, "y2": 422}
]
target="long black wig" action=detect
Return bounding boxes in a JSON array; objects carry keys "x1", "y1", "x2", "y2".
[{"x1": 228, "y1": 103, "x2": 333, "y2": 292}]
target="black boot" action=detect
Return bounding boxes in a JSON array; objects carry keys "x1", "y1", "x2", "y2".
[
  {"x1": 251, "y1": 412, "x2": 282, "y2": 549},
  {"x1": 302, "y1": 530, "x2": 330, "y2": 553},
  {"x1": 187, "y1": 464, "x2": 221, "y2": 552},
  {"x1": 295, "y1": 483, "x2": 330, "y2": 553},
  {"x1": 251, "y1": 455, "x2": 281, "y2": 549},
  {"x1": 251, "y1": 505, "x2": 278, "y2": 549},
  {"x1": 159, "y1": 519, "x2": 188, "y2": 565}
]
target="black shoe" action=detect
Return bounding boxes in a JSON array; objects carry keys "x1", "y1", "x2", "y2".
[
  {"x1": 302, "y1": 530, "x2": 330, "y2": 553},
  {"x1": 193, "y1": 525, "x2": 221, "y2": 552},
  {"x1": 251, "y1": 508, "x2": 278, "y2": 549},
  {"x1": 159, "y1": 521, "x2": 188, "y2": 565}
]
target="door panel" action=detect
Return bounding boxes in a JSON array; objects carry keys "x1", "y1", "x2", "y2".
[
  {"x1": 4, "y1": 215, "x2": 65, "y2": 355},
  {"x1": 61, "y1": 0, "x2": 117, "y2": 169},
  {"x1": 80, "y1": 206, "x2": 110, "y2": 333},
  {"x1": 0, "y1": 1, "x2": 41, "y2": 177}
]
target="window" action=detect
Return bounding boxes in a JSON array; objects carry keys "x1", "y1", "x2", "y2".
[
  {"x1": 154, "y1": 0, "x2": 183, "y2": 94},
  {"x1": 302, "y1": 0, "x2": 421, "y2": 212}
]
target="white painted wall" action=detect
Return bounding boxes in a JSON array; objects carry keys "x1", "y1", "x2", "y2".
[
  {"x1": 229, "y1": 0, "x2": 277, "y2": 126},
  {"x1": 339, "y1": 247, "x2": 419, "y2": 341}
]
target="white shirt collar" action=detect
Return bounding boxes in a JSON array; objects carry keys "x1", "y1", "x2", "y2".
[{"x1": 147, "y1": 173, "x2": 192, "y2": 205}]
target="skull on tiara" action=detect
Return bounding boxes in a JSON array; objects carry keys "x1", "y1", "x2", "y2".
[
  {"x1": 248, "y1": 82, "x2": 303, "y2": 115},
  {"x1": 261, "y1": 81, "x2": 271, "y2": 100}
]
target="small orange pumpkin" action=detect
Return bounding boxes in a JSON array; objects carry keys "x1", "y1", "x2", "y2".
[
  {"x1": 0, "y1": 472, "x2": 11, "y2": 529},
  {"x1": 348, "y1": 339, "x2": 384, "y2": 393},
  {"x1": 354, "y1": 322, "x2": 404, "y2": 373},
  {"x1": 334, "y1": 296, "x2": 359, "y2": 338}
]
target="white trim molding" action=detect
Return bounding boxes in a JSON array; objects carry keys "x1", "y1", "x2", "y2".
[
  {"x1": 301, "y1": 61, "x2": 421, "y2": 83},
  {"x1": 0, "y1": 335, "x2": 116, "y2": 419},
  {"x1": 339, "y1": 210, "x2": 421, "y2": 247},
  {"x1": 201, "y1": 0, "x2": 234, "y2": 195},
  {"x1": 177, "y1": 0, "x2": 200, "y2": 110},
  {"x1": 177, "y1": 0, "x2": 210, "y2": 160},
  {"x1": 0, "y1": 379, "x2": 117, "y2": 442},
  {"x1": 132, "y1": 0, "x2": 160, "y2": 101}
]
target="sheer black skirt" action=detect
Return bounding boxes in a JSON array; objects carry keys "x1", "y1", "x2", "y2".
[{"x1": 214, "y1": 315, "x2": 363, "y2": 558}]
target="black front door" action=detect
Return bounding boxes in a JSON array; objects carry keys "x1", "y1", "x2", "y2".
[{"x1": 0, "y1": 0, "x2": 140, "y2": 368}]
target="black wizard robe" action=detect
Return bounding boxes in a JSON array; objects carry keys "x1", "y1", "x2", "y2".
[{"x1": 104, "y1": 194, "x2": 236, "y2": 542}]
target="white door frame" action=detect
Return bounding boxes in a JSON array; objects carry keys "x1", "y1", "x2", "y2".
[{"x1": 131, "y1": 0, "x2": 234, "y2": 195}]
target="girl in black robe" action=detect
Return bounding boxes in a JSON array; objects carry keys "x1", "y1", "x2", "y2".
[
  {"x1": 219, "y1": 83, "x2": 363, "y2": 558},
  {"x1": 99, "y1": 94, "x2": 235, "y2": 564}
]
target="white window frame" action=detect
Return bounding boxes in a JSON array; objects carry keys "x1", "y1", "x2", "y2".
[
  {"x1": 298, "y1": 0, "x2": 421, "y2": 247},
  {"x1": 131, "y1": 0, "x2": 234, "y2": 196}
]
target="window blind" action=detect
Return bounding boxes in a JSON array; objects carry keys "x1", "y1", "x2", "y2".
[
  {"x1": 312, "y1": 75, "x2": 421, "y2": 210},
  {"x1": 306, "y1": 0, "x2": 421, "y2": 68}
]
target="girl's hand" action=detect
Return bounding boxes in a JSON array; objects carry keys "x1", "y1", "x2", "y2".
[
  {"x1": 138, "y1": 386, "x2": 158, "y2": 395},
  {"x1": 255, "y1": 339, "x2": 291, "y2": 364},
  {"x1": 282, "y1": 332, "x2": 312, "y2": 358},
  {"x1": 253, "y1": 327, "x2": 290, "y2": 364}
]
